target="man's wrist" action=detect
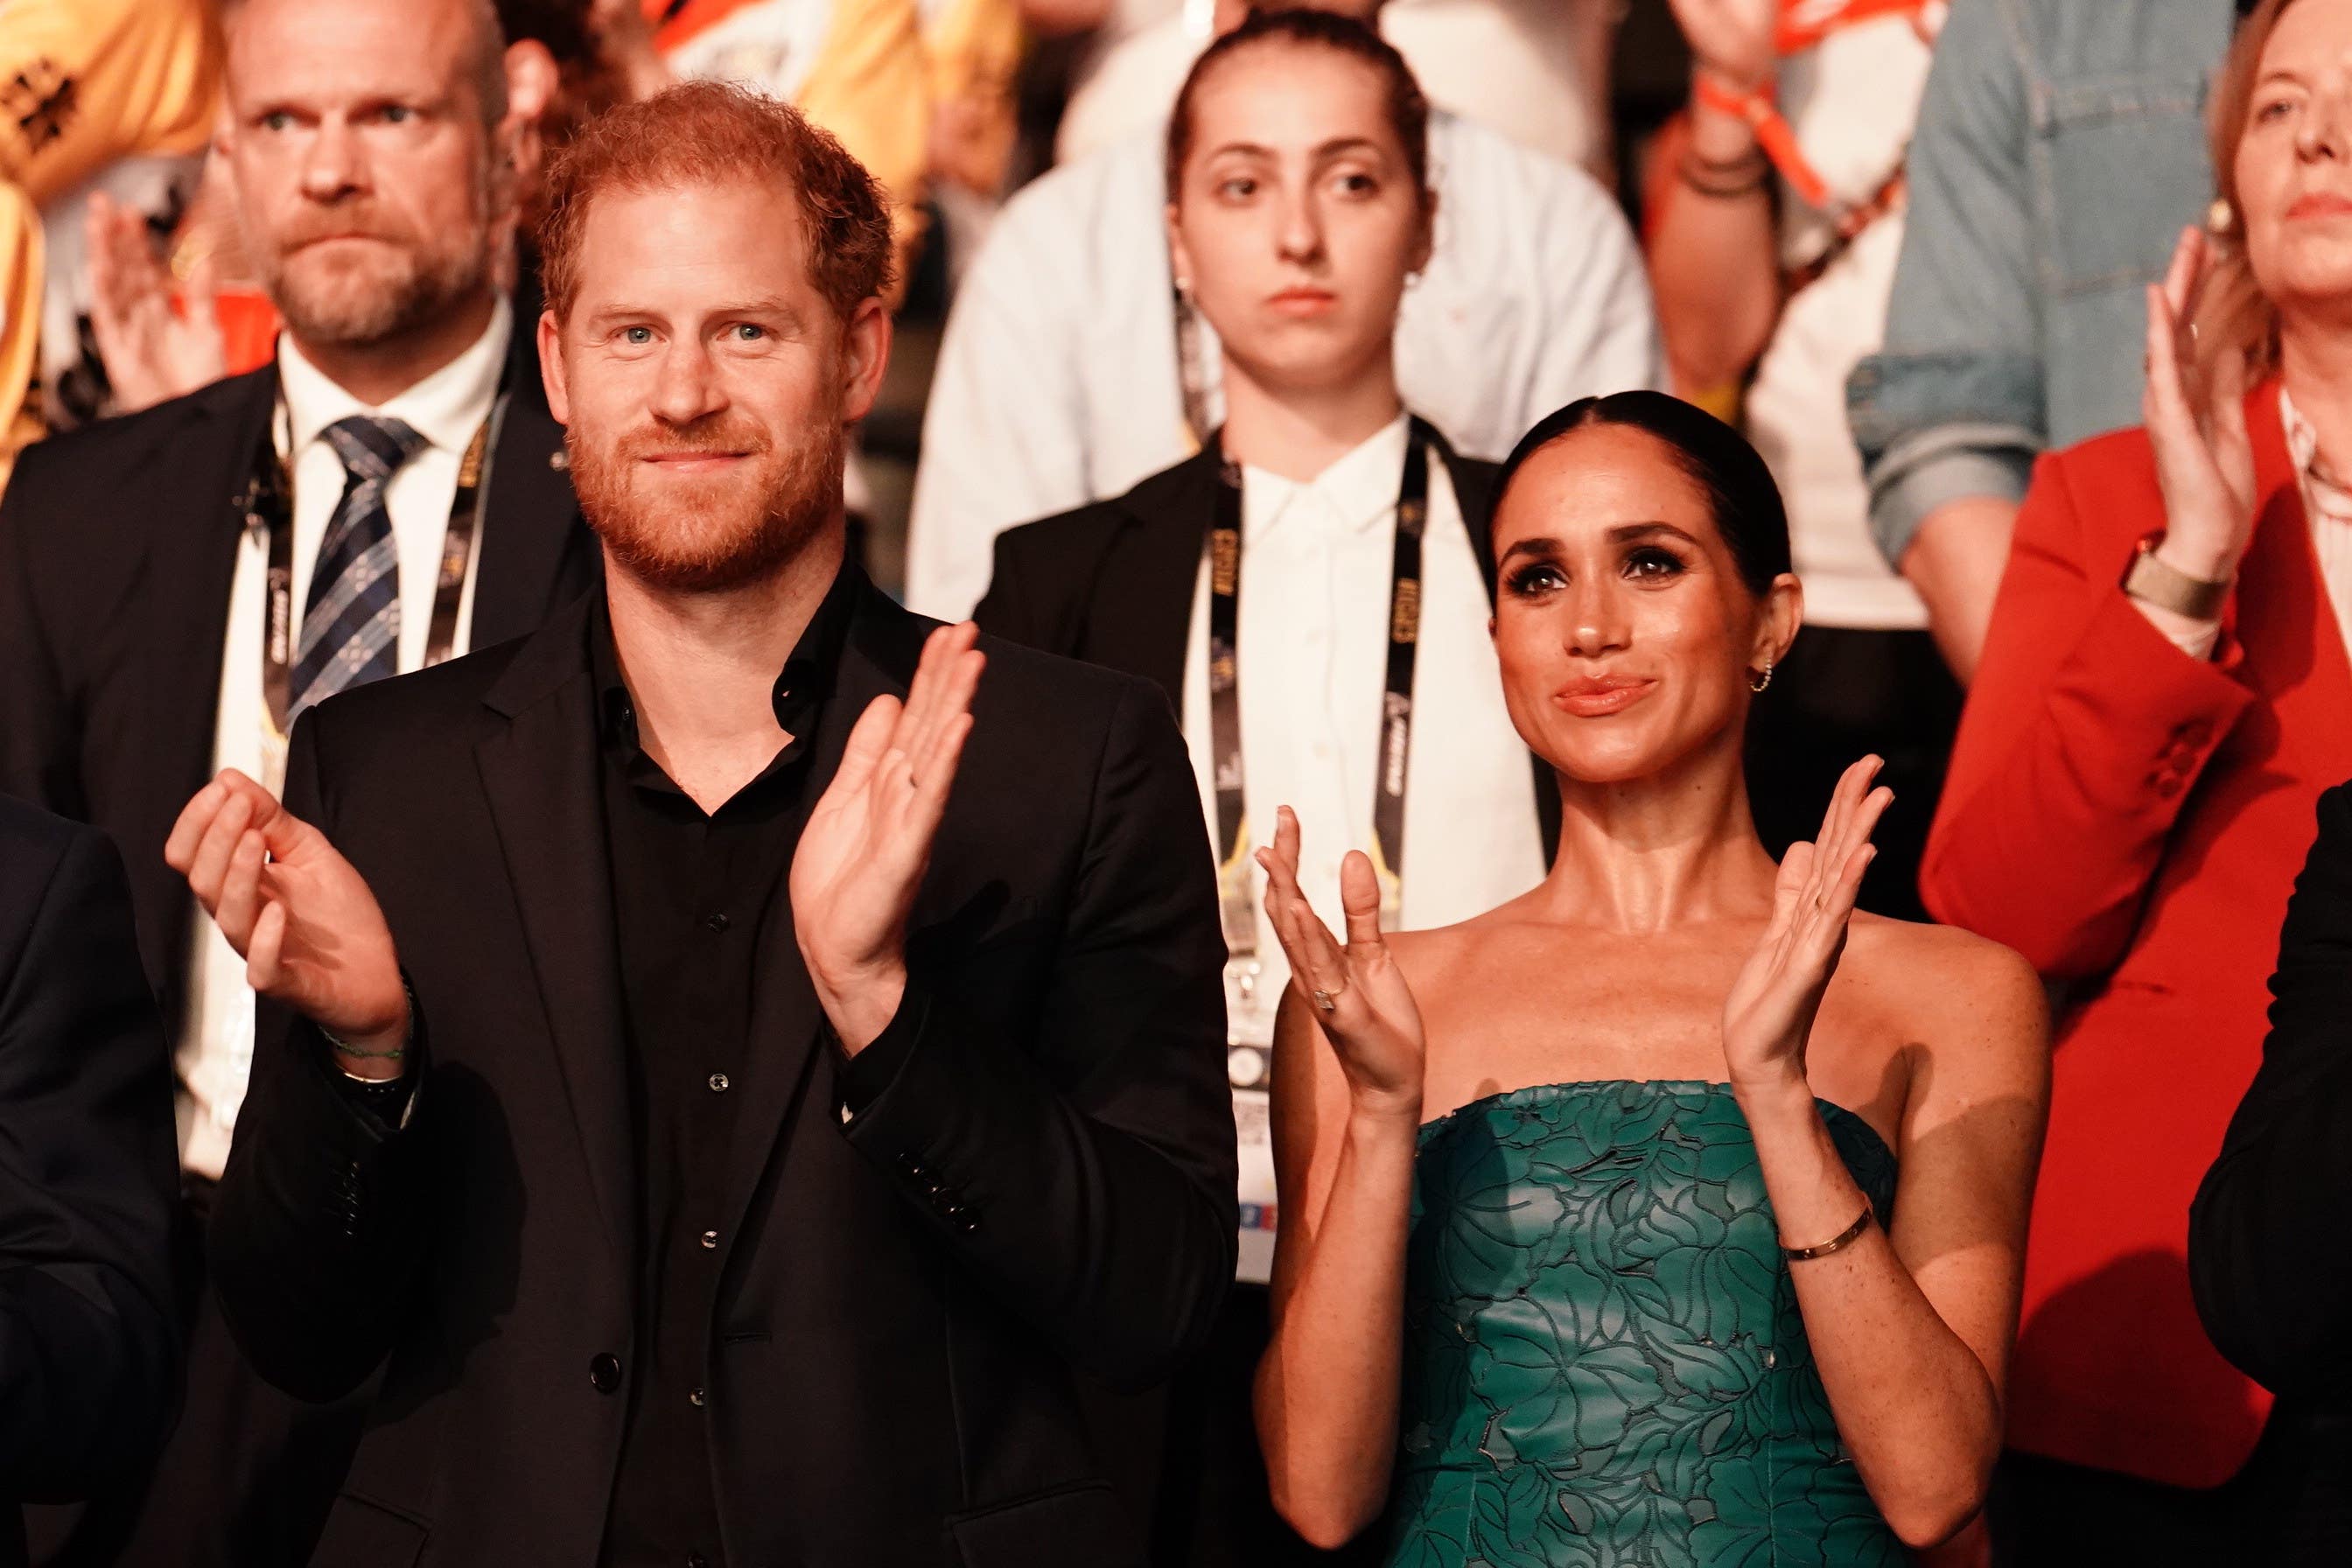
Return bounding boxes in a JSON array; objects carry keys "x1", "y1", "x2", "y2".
[
  {"x1": 319, "y1": 987, "x2": 412, "y2": 1082},
  {"x1": 813, "y1": 959, "x2": 909, "y2": 1056}
]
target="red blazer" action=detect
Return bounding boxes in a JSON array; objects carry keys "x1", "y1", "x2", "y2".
[{"x1": 1923, "y1": 383, "x2": 2352, "y2": 1488}]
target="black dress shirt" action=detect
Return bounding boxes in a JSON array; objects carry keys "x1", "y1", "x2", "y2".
[{"x1": 584, "y1": 562, "x2": 896, "y2": 1568}]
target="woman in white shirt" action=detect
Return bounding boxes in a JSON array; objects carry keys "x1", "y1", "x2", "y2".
[{"x1": 975, "y1": 10, "x2": 1548, "y2": 1561}]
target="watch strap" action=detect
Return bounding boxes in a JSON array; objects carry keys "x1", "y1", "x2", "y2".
[{"x1": 2122, "y1": 536, "x2": 2231, "y2": 623}]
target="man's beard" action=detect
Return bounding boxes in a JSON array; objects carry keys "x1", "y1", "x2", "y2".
[
  {"x1": 569, "y1": 410, "x2": 844, "y2": 595},
  {"x1": 251, "y1": 198, "x2": 494, "y2": 348}
]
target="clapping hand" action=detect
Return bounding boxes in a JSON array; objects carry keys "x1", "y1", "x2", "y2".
[
  {"x1": 1721, "y1": 757, "x2": 1892, "y2": 1097},
  {"x1": 84, "y1": 190, "x2": 227, "y2": 416},
  {"x1": 1258, "y1": 808, "x2": 1425, "y2": 1121},
  {"x1": 2144, "y1": 224, "x2": 2258, "y2": 587},
  {"x1": 1667, "y1": 0, "x2": 1778, "y2": 90},
  {"x1": 791, "y1": 622, "x2": 984, "y2": 1051},
  {"x1": 164, "y1": 769, "x2": 408, "y2": 1071}
]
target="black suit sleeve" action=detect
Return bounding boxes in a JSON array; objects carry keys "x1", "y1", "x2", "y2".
[
  {"x1": 208, "y1": 712, "x2": 436, "y2": 1403},
  {"x1": 0, "y1": 822, "x2": 178, "y2": 1498},
  {"x1": 0, "y1": 446, "x2": 80, "y2": 814},
  {"x1": 841, "y1": 678, "x2": 1236, "y2": 1393},
  {"x1": 2192, "y1": 781, "x2": 2352, "y2": 1396}
]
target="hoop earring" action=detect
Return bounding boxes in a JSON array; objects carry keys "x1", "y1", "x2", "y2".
[{"x1": 1748, "y1": 661, "x2": 1774, "y2": 693}]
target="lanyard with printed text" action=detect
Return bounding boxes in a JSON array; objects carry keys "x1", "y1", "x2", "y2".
[{"x1": 1207, "y1": 418, "x2": 1437, "y2": 1029}]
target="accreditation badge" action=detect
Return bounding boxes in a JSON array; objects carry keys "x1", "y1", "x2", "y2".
[{"x1": 1226, "y1": 957, "x2": 1278, "y2": 1285}]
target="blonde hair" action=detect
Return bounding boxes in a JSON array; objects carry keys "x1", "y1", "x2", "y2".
[{"x1": 2197, "y1": 0, "x2": 2299, "y2": 382}]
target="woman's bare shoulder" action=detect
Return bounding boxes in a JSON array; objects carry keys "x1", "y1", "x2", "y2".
[{"x1": 1843, "y1": 913, "x2": 2049, "y2": 1046}]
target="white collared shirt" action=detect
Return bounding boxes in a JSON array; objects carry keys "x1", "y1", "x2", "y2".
[
  {"x1": 176, "y1": 298, "x2": 512, "y2": 1179},
  {"x1": 906, "y1": 109, "x2": 1662, "y2": 621},
  {"x1": 1178, "y1": 415, "x2": 1547, "y2": 1052}
]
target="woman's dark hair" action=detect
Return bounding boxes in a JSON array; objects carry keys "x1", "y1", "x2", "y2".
[
  {"x1": 1490, "y1": 391, "x2": 1794, "y2": 598},
  {"x1": 1164, "y1": 8, "x2": 1432, "y2": 211}
]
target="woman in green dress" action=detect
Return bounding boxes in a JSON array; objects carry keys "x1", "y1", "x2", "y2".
[{"x1": 1251, "y1": 391, "x2": 2051, "y2": 1564}]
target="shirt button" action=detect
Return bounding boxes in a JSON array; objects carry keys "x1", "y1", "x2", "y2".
[
  {"x1": 588, "y1": 1353, "x2": 622, "y2": 1393},
  {"x1": 708, "y1": 1073, "x2": 730, "y2": 1093},
  {"x1": 689, "y1": 1386, "x2": 707, "y2": 1408},
  {"x1": 700, "y1": 1229, "x2": 718, "y2": 1250},
  {"x1": 704, "y1": 913, "x2": 731, "y2": 934}
]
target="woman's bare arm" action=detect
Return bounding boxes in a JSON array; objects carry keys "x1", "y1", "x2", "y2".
[{"x1": 1741, "y1": 935, "x2": 2048, "y2": 1548}]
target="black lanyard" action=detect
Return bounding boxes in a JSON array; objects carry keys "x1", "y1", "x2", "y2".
[
  {"x1": 1207, "y1": 418, "x2": 1438, "y2": 1008},
  {"x1": 242, "y1": 396, "x2": 500, "y2": 750}
]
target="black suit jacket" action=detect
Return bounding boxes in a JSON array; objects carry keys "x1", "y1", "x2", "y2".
[
  {"x1": 2193, "y1": 781, "x2": 2352, "y2": 1397},
  {"x1": 209, "y1": 577, "x2": 1238, "y2": 1566},
  {"x1": 0, "y1": 799, "x2": 178, "y2": 1568},
  {"x1": 0, "y1": 357, "x2": 595, "y2": 1021},
  {"x1": 973, "y1": 438, "x2": 1562, "y2": 856}
]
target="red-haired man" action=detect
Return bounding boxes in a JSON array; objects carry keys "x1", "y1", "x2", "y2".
[{"x1": 168, "y1": 80, "x2": 1235, "y2": 1564}]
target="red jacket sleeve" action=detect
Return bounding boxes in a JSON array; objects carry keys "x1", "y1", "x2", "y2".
[{"x1": 1920, "y1": 448, "x2": 2255, "y2": 977}]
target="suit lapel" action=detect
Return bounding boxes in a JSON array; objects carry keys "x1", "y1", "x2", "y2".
[
  {"x1": 472, "y1": 358, "x2": 592, "y2": 648},
  {"x1": 1089, "y1": 449, "x2": 1223, "y2": 708},
  {"x1": 148, "y1": 373, "x2": 277, "y2": 1001},
  {"x1": 717, "y1": 582, "x2": 930, "y2": 1250},
  {"x1": 2234, "y1": 387, "x2": 2352, "y2": 775},
  {"x1": 472, "y1": 597, "x2": 635, "y2": 1268}
]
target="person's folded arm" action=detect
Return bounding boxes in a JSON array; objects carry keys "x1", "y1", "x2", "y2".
[
  {"x1": 2192, "y1": 783, "x2": 2352, "y2": 1397},
  {"x1": 1527, "y1": 155, "x2": 1665, "y2": 402},
  {"x1": 906, "y1": 192, "x2": 1096, "y2": 620},
  {"x1": 207, "y1": 710, "x2": 435, "y2": 1404},
  {"x1": 1846, "y1": 0, "x2": 2045, "y2": 679},
  {"x1": 1919, "y1": 453, "x2": 2253, "y2": 976},
  {"x1": 837, "y1": 678, "x2": 1237, "y2": 1392}
]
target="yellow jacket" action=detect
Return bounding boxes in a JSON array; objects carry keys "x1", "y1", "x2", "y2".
[{"x1": 0, "y1": 0, "x2": 221, "y2": 486}]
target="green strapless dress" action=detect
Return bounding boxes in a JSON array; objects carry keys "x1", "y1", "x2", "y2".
[{"x1": 1384, "y1": 1080, "x2": 1904, "y2": 1568}]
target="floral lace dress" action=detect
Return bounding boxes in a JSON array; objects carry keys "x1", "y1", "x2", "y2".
[{"x1": 1384, "y1": 1081, "x2": 1905, "y2": 1568}]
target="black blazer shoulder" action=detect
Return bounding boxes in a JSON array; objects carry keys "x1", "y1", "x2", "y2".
[{"x1": 977, "y1": 434, "x2": 1505, "y2": 709}]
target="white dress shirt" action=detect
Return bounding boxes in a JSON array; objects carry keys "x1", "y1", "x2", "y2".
[
  {"x1": 1180, "y1": 416, "x2": 1546, "y2": 1034},
  {"x1": 1181, "y1": 415, "x2": 1546, "y2": 1279},
  {"x1": 906, "y1": 109, "x2": 1662, "y2": 621},
  {"x1": 176, "y1": 299, "x2": 511, "y2": 1178}
]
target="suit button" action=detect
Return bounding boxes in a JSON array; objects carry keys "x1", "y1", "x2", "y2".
[
  {"x1": 687, "y1": 1556, "x2": 709, "y2": 1568},
  {"x1": 589, "y1": 1353, "x2": 622, "y2": 1393},
  {"x1": 948, "y1": 1205, "x2": 981, "y2": 1234},
  {"x1": 699, "y1": 1229, "x2": 718, "y2": 1250},
  {"x1": 708, "y1": 1073, "x2": 730, "y2": 1094},
  {"x1": 894, "y1": 1151, "x2": 926, "y2": 1181},
  {"x1": 2154, "y1": 773, "x2": 2184, "y2": 799},
  {"x1": 2178, "y1": 719, "x2": 2215, "y2": 748},
  {"x1": 689, "y1": 1386, "x2": 706, "y2": 1408},
  {"x1": 704, "y1": 913, "x2": 731, "y2": 934}
]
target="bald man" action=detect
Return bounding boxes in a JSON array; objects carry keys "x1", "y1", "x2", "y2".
[{"x1": 0, "y1": 0, "x2": 594, "y2": 1561}]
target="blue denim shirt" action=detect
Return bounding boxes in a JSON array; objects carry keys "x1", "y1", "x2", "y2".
[{"x1": 1847, "y1": 0, "x2": 2236, "y2": 566}]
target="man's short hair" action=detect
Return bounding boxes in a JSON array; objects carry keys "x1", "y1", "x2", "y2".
[{"x1": 536, "y1": 80, "x2": 895, "y2": 325}]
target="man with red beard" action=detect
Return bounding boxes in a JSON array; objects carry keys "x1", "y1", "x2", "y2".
[
  {"x1": 164, "y1": 80, "x2": 1236, "y2": 1565},
  {"x1": 0, "y1": 1, "x2": 593, "y2": 1562}
]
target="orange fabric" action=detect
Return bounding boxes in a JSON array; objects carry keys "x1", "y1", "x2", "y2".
[
  {"x1": 1922, "y1": 384, "x2": 2352, "y2": 1487},
  {"x1": 645, "y1": 0, "x2": 774, "y2": 52},
  {"x1": 1774, "y1": 0, "x2": 1929, "y2": 55}
]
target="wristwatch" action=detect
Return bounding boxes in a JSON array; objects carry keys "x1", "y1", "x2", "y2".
[{"x1": 2122, "y1": 534, "x2": 2231, "y2": 622}]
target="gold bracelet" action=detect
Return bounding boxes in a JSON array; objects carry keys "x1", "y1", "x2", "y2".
[{"x1": 1780, "y1": 1203, "x2": 1875, "y2": 1262}]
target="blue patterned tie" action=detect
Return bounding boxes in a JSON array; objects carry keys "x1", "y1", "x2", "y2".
[{"x1": 289, "y1": 415, "x2": 426, "y2": 723}]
